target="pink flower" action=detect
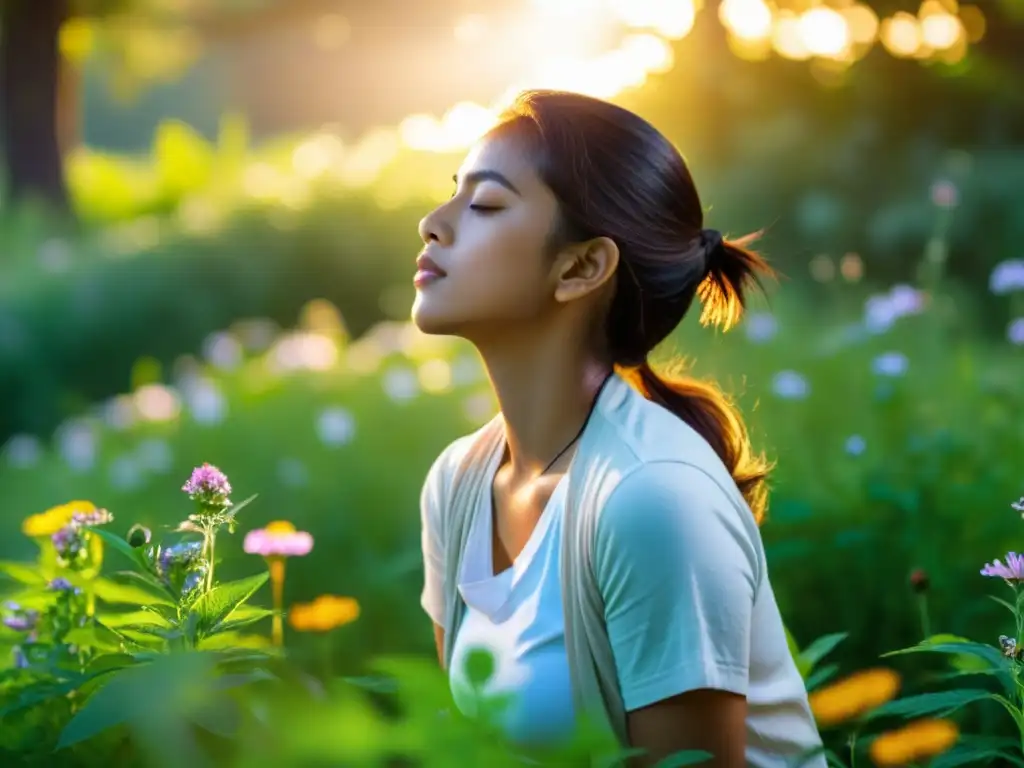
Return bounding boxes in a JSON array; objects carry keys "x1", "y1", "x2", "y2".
[
  {"x1": 182, "y1": 463, "x2": 232, "y2": 506},
  {"x1": 981, "y1": 552, "x2": 1024, "y2": 582},
  {"x1": 243, "y1": 521, "x2": 313, "y2": 558}
]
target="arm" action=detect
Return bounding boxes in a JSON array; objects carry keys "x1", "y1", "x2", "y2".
[
  {"x1": 595, "y1": 461, "x2": 761, "y2": 767},
  {"x1": 626, "y1": 689, "x2": 747, "y2": 767},
  {"x1": 433, "y1": 622, "x2": 445, "y2": 668}
]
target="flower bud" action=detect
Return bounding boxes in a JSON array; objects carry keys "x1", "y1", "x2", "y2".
[
  {"x1": 127, "y1": 524, "x2": 152, "y2": 548},
  {"x1": 909, "y1": 567, "x2": 930, "y2": 594}
]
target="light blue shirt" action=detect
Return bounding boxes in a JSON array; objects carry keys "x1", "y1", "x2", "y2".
[{"x1": 421, "y1": 373, "x2": 826, "y2": 766}]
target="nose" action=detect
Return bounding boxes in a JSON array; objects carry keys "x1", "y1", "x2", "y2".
[{"x1": 418, "y1": 206, "x2": 453, "y2": 246}]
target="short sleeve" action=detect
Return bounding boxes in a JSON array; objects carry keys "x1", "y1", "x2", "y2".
[
  {"x1": 419, "y1": 449, "x2": 450, "y2": 629},
  {"x1": 594, "y1": 460, "x2": 762, "y2": 712}
]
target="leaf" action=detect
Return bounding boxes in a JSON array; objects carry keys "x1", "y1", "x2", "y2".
[
  {"x1": 929, "y1": 736, "x2": 1023, "y2": 768},
  {"x1": 225, "y1": 494, "x2": 257, "y2": 519},
  {"x1": 86, "y1": 653, "x2": 139, "y2": 676},
  {"x1": 342, "y1": 675, "x2": 400, "y2": 695},
  {"x1": 57, "y1": 653, "x2": 216, "y2": 750},
  {"x1": 191, "y1": 572, "x2": 268, "y2": 638},
  {"x1": 882, "y1": 640, "x2": 1009, "y2": 669},
  {"x1": 804, "y1": 663, "x2": 839, "y2": 692},
  {"x1": 0, "y1": 676, "x2": 88, "y2": 717},
  {"x1": 211, "y1": 604, "x2": 274, "y2": 634},
  {"x1": 188, "y1": 697, "x2": 240, "y2": 738},
  {"x1": 99, "y1": 610, "x2": 172, "y2": 629},
  {"x1": 63, "y1": 622, "x2": 127, "y2": 653},
  {"x1": 112, "y1": 624, "x2": 176, "y2": 639},
  {"x1": 798, "y1": 632, "x2": 848, "y2": 670},
  {"x1": 653, "y1": 750, "x2": 714, "y2": 767},
  {"x1": 94, "y1": 574, "x2": 175, "y2": 607},
  {"x1": 866, "y1": 688, "x2": 994, "y2": 721},
  {"x1": 198, "y1": 631, "x2": 276, "y2": 651},
  {"x1": 91, "y1": 529, "x2": 149, "y2": 572},
  {"x1": 56, "y1": 669, "x2": 137, "y2": 749},
  {"x1": 784, "y1": 624, "x2": 806, "y2": 676},
  {"x1": 0, "y1": 561, "x2": 46, "y2": 585}
]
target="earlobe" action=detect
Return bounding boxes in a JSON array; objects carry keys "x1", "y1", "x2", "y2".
[{"x1": 553, "y1": 237, "x2": 620, "y2": 304}]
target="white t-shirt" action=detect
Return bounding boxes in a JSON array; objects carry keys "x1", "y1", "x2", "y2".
[
  {"x1": 421, "y1": 400, "x2": 826, "y2": 766},
  {"x1": 449, "y1": 477, "x2": 575, "y2": 747}
]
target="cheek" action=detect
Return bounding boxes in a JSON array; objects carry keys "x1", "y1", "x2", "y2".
[{"x1": 413, "y1": 213, "x2": 551, "y2": 333}]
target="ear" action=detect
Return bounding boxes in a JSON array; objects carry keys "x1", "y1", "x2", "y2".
[{"x1": 552, "y1": 236, "x2": 620, "y2": 304}]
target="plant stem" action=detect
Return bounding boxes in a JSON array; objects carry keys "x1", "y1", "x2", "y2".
[
  {"x1": 205, "y1": 528, "x2": 217, "y2": 593},
  {"x1": 917, "y1": 594, "x2": 932, "y2": 639},
  {"x1": 269, "y1": 557, "x2": 285, "y2": 647}
]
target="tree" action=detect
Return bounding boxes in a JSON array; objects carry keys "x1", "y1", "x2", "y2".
[
  {"x1": 0, "y1": 0, "x2": 332, "y2": 216},
  {"x1": 0, "y1": 0, "x2": 74, "y2": 211}
]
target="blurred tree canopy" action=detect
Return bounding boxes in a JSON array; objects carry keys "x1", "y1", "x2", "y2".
[{"x1": 0, "y1": 0, "x2": 1023, "y2": 218}]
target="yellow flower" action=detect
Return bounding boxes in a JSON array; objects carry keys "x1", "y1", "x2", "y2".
[
  {"x1": 21, "y1": 501, "x2": 96, "y2": 538},
  {"x1": 288, "y1": 595, "x2": 360, "y2": 633},
  {"x1": 809, "y1": 667, "x2": 901, "y2": 727},
  {"x1": 869, "y1": 718, "x2": 959, "y2": 766}
]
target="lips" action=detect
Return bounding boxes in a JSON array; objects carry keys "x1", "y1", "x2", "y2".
[
  {"x1": 414, "y1": 253, "x2": 447, "y2": 288},
  {"x1": 416, "y1": 253, "x2": 447, "y2": 278}
]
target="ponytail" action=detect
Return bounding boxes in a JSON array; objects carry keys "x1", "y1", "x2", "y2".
[{"x1": 620, "y1": 232, "x2": 775, "y2": 524}]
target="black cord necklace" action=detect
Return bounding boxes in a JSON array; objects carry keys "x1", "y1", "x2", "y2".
[{"x1": 534, "y1": 370, "x2": 615, "y2": 477}]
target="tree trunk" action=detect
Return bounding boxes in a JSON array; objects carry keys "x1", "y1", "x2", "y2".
[{"x1": 0, "y1": 0, "x2": 70, "y2": 212}]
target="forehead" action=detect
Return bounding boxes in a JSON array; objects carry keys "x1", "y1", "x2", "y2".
[{"x1": 457, "y1": 130, "x2": 543, "y2": 191}]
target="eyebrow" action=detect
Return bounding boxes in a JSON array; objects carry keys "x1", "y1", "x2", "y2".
[{"x1": 452, "y1": 170, "x2": 521, "y2": 196}]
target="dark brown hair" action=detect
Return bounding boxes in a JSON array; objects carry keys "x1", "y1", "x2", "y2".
[{"x1": 493, "y1": 90, "x2": 773, "y2": 523}]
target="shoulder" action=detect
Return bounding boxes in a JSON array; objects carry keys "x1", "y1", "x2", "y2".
[
  {"x1": 593, "y1": 460, "x2": 764, "y2": 590},
  {"x1": 597, "y1": 460, "x2": 750, "y2": 540},
  {"x1": 586, "y1": 377, "x2": 744, "y2": 508}
]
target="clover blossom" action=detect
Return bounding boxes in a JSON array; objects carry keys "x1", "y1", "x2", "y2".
[
  {"x1": 182, "y1": 463, "x2": 233, "y2": 508},
  {"x1": 981, "y1": 552, "x2": 1024, "y2": 582}
]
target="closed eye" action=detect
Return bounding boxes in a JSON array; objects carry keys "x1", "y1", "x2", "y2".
[{"x1": 469, "y1": 204, "x2": 503, "y2": 214}]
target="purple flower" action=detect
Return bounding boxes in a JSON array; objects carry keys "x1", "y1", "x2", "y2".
[
  {"x1": 981, "y1": 552, "x2": 1024, "y2": 582},
  {"x1": 182, "y1": 463, "x2": 233, "y2": 507},
  {"x1": 181, "y1": 568, "x2": 206, "y2": 595},
  {"x1": 52, "y1": 524, "x2": 86, "y2": 562},
  {"x1": 2, "y1": 608, "x2": 39, "y2": 632},
  {"x1": 157, "y1": 540, "x2": 205, "y2": 577},
  {"x1": 48, "y1": 577, "x2": 79, "y2": 593}
]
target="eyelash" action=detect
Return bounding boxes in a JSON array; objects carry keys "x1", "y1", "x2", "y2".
[{"x1": 469, "y1": 204, "x2": 502, "y2": 214}]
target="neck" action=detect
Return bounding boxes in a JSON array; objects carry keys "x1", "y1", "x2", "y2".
[{"x1": 475, "y1": 328, "x2": 612, "y2": 482}]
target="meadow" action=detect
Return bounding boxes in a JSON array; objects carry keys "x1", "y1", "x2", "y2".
[{"x1": 2, "y1": 123, "x2": 1024, "y2": 766}]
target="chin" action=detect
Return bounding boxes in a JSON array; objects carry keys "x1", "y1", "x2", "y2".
[{"x1": 411, "y1": 297, "x2": 463, "y2": 337}]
